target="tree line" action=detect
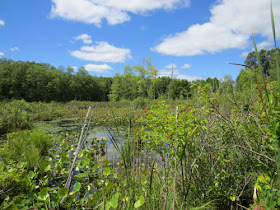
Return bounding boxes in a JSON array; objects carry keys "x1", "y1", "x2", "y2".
[
  {"x1": 0, "y1": 59, "x2": 111, "y2": 102},
  {"x1": 0, "y1": 58, "x2": 216, "y2": 102},
  {"x1": 0, "y1": 49, "x2": 278, "y2": 102}
]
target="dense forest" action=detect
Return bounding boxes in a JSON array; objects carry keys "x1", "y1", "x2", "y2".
[
  {"x1": 0, "y1": 58, "x2": 218, "y2": 102},
  {"x1": 0, "y1": 58, "x2": 111, "y2": 102}
]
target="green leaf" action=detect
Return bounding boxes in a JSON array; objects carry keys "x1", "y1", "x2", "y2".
[
  {"x1": 51, "y1": 193, "x2": 59, "y2": 208},
  {"x1": 76, "y1": 177, "x2": 84, "y2": 183},
  {"x1": 6, "y1": 203, "x2": 17, "y2": 209},
  {"x1": 271, "y1": 0, "x2": 277, "y2": 47},
  {"x1": 74, "y1": 173, "x2": 87, "y2": 178},
  {"x1": 79, "y1": 158, "x2": 90, "y2": 168},
  {"x1": 104, "y1": 182, "x2": 114, "y2": 194},
  {"x1": 17, "y1": 162, "x2": 25, "y2": 168},
  {"x1": 92, "y1": 162, "x2": 101, "y2": 173},
  {"x1": 134, "y1": 195, "x2": 145, "y2": 208},
  {"x1": 274, "y1": 122, "x2": 280, "y2": 134},
  {"x1": 39, "y1": 187, "x2": 49, "y2": 201},
  {"x1": 110, "y1": 193, "x2": 120, "y2": 209},
  {"x1": 39, "y1": 161, "x2": 51, "y2": 174},
  {"x1": 97, "y1": 162, "x2": 101, "y2": 168},
  {"x1": 229, "y1": 196, "x2": 236, "y2": 202},
  {"x1": 103, "y1": 168, "x2": 111, "y2": 176},
  {"x1": 271, "y1": 1, "x2": 280, "y2": 95},
  {"x1": 27, "y1": 171, "x2": 35, "y2": 179},
  {"x1": 104, "y1": 160, "x2": 110, "y2": 166},
  {"x1": 73, "y1": 182, "x2": 81, "y2": 192},
  {"x1": 88, "y1": 193, "x2": 101, "y2": 207},
  {"x1": 57, "y1": 187, "x2": 68, "y2": 199},
  {"x1": 105, "y1": 201, "x2": 111, "y2": 210}
]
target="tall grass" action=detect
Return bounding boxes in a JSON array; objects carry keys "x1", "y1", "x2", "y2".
[
  {"x1": 1, "y1": 129, "x2": 52, "y2": 168},
  {"x1": 0, "y1": 100, "x2": 145, "y2": 136},
  {"x1": 108, "y1": 110, "x2": 136, "y2": 207},
  {"x1": 271, "y1": 1, "x2": 280, "y2": 94},
  {"x1": 270, "y1": 0, "x2": 280, "y2": 184}
]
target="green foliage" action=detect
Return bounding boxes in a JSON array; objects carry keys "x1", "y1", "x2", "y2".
[
  {"x1": 1, "y1": 129, "x2": 52, "y2": 168},
  {"x1": 135, "y1": 77, "x2": 280, "y2": 208},
  {"x1": 0, "y1": 59, "x2": 111, "y2": 102},
  {"x1": 109, "y1": 58, "x2": 193, "y2": 102},
  {"x1": 244, "y1": 48, "x2": 280, "y2": 81},
  {"x1": 0, "y1": 100, "x2": 32, "y2": 135},
  {"x1": 0, "y1": 99, "x2": 70, "y2": 135},
  {"x1": 132, "y1": 97, "x2": 149, "y2": 109},
  {"x1": 0, "y1": 81, "x2": 279, "y2": 209},
  {"x1": 134, "y1": 195, "x2": 145, "y2": 208},
  {"x1": 0, "y1": 99, "x2": 144, "y2": 136}
]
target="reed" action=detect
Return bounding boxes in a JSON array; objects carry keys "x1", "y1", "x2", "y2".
[
  {"x1": 270, "y1": 0, "x2": 280, "y2": 183},
  {"x1": 270, "y1": 1, "x2": 280, "y2": 95}
]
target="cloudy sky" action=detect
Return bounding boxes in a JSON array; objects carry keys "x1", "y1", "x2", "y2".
[{"x1": 1, "y1": 0, "x2": 280, "y2": 80}]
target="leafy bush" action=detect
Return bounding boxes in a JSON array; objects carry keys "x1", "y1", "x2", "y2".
[
  {"x1": 132, "y1": 97, "x2": 149, "y2": 109},
  {"x1": 1, "y1": 129, "x2": 52, "y2": 168},
  {"x1": 0, "y1": 100, "x2": 32, "y2": 135}
]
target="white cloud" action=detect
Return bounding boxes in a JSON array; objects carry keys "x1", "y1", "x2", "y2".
[
  {"x1": 74, "y1": 34, "x2": 92, "y2": 44},
  {"x1": 257, "y1": 41, "x2": 271, "y2": 50},
  {"x1": 240, "y1": 40, "x2": 272, "y2": 57},
  {"x1": 10, "y1": 46, "x2": 19, "y2": 51},
  {"x1": 158, "y1": 68, "x2": 201, "y2": 81},
  {"x1": 71, "y1": 66, "x2": 78, "y2": 72},
  {"x1": 158, "y1": 69, "x2": 179, "y2": 76},
  {"x1": 158, "y1": 70, "x2": 202, "y2": 81},
  {"x1": 152, "y1": 0, "x2": 280, "y2": 56},
  {"x1": 176, "y1": 75, "x2": 203, "y2": 81},
  {"x1": 164, "y1": 63, "x2": 176, "y2": 69},
  {"x1": 181, "y1": 64, "x2": 191, "y2": 69},
  {"x1": 50, "y1": 0, "x2": 190, "y2": 26},
  {"x1": 0, "y1": 20, "x2": 4, "y2": 26},
  {"x1": 240, "y1": 51, "x2": 249, "y2": 57},
  {"x1": 71, "y1": 41, "x2": 132, "y2": 63},
  {"x1": 84, "y1": 63, "x2": 113, "y2": 73},
  {"x1": 0, "y1": 52, "x2": 4, "y2": 56}
]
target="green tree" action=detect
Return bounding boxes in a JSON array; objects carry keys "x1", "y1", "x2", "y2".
[{"x1": 244, "y1": 48, "x2": 280, "y2": 77}]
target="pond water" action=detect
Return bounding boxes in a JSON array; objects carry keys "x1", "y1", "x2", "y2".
[
  {"x1": 35, "y1": 117, "x2": 127, "y2": 160},
  {"x1": 35, "y1": 117, "x2": 166, "y2": 168},
  {"x1": 87, "y1": 130, "x2": 126, "y2": 161}
]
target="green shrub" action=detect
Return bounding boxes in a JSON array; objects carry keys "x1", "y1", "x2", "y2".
[
  {"x1": 1, "y1": 129, "x2": 52, "y2": 168},
  {"x1": 132, "y1": 97, "x2": 148, "y2": 109},
  {"x1": 0, "y1": 100, "x2": 32, "y2": 135}
]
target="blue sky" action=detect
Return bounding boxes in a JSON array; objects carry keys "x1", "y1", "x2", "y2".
[{"x1": 1, "y1": 0, "x2": 280, "y2": 81}]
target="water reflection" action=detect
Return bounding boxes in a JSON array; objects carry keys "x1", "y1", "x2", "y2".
[{"x1": 87, "y1": 130, "x2": 124, "y2": 161}]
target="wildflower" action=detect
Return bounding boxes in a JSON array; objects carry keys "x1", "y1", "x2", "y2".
[{"x1": 263, "y1": 136, "x2": 269, "y2": 140}]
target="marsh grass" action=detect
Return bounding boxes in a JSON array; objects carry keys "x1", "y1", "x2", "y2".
[
  {"x1": 108, "y1": 110, "x2": 137, "y2": 206},
  {"x1": 270, "y1": 0, "x2": 280, "y2": 189},
  {"x1": 0, "y1": 100, "x2": 144, "y2": 137},
  {"x1": 271, "y1": 1, "x2": 280, "y2": 94},
  {"x1": 1, "y1": 129, "x2": 52, "y2": 168}
]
